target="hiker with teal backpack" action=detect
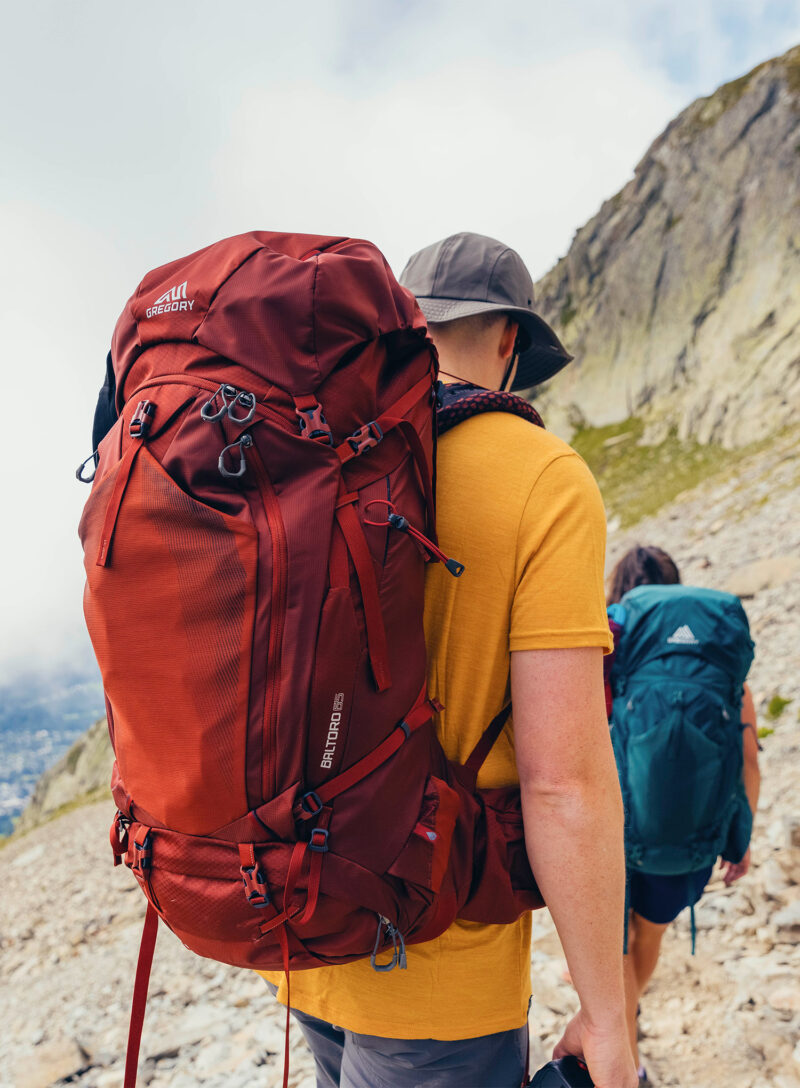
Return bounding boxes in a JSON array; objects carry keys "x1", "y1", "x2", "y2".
[{"x1": 606, "y1": 546, "x2": 761, "y2": 1084}]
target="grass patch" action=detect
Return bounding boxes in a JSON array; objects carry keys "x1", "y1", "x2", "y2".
[
  {"x1": 560, "y1": 292, "x2": 577, "y2": 328},
  {"x1": 571, "y1": 418, "x2": 787, "y2": 528},
  {"x1": 765, "y1": 694, "x2": 792, "y2": 720},
  {"x1": 664, "y1": 211, "x2": 682, "y2": 233},
  {"x1": 572, "y1": 419, "x2": 731, "y2": 526},
  {"x1": 784, "y1": 45, "x2": 800, "y2": 96},
  {"x1": 757, "y1": 726, "x2": 775, "y2": 740}
]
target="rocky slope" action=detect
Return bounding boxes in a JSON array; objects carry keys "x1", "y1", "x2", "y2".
[
  {"x1": 14, "y1": 717, "x2": 111, "y2": 836},
  {"x1": 2, "y1": 433, "x2": 798, "y2": 1088},
  {"x1": 533, "y1": 44, "x2": 800, "y2": 449}
]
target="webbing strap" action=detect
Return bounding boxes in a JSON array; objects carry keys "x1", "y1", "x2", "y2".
[
  {"x1": 335, "y1": 373, "x2": 433, "y2": 466},
  {"x1": 690, "y1": 902, "x2": 697, "y2": 956},
  {"x1": 123, "y1": 903, "x2": 159, "y2": 1088},
  {"x1": 278, "y1": 924, "x2": 291, "y2": 1088},
  {"x1": 96, "y1": 441, "x2": 142, "y2": 567},
  {"x1": 381, "y1": 416, "x2": 436, "y2": 532},
  {"x1": 336, "y1": 498, "x2": 391, "y2": 691},
  {"x1": 300, "y1": 688, "x2": 434, "y2": 810},
  {"x1": 463, "y1": 704, "x2": 512, "y2": 779},
  {"x1": 258, "y1": 840, "x2": 309, "y2": 937}
]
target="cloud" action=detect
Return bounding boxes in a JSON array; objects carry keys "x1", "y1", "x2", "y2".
[{"x1": 0, "y1": 0, "x2": 798, "y2": 678}]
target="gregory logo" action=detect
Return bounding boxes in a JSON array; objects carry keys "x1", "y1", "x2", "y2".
[
  {"x1": 145, "y1": 281, "x2": 195, "y2": 318},
  {"x1": 320, "y1": 692, "x2": 345, "y2": 770},
  {"x1": 667, "y1": 625, "x2": 700, "y2": 645}
]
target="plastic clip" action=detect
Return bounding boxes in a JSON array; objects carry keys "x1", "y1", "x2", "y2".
[
  {"x1": 132, "y1": 832, "x2": 152, "y2": 871},
  {"x1": 347, "y1": 421, "x2": 383, "y2": 456},
  {"x1": 240, "y1": 863, "x2": 271, "y2": 908},
  {"x1": 295, "y1": 401, "x2": 333, "y2": 444},
  {"x1": 308, "y1": 828, "x2": 330, "y2": 853},
  {"x1": 130, "y1": 400, "x2": 156, "y2": 439},
  {"x1": 300, "y1": 791, "x2": 324, "y2": 817}
]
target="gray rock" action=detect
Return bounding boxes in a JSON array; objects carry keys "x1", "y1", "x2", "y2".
[
  {"x1": 531, "y1": 44, "x2": 800, "y2": 452},
  {"x1": 725, "y1": 556, "x2": 800, "y2": 599}
]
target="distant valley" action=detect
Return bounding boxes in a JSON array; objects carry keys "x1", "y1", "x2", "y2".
[{"x1": 0, "y1": 663, "x2": 105, "y2": 834}]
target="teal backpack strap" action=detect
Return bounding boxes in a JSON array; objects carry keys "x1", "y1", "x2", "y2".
[{"x1": 690, "y1": 901, "x2": 697, "y2": 956}]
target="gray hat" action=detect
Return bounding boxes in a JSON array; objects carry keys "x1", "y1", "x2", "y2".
[{"x1": 399, "y1": 232, "x2": 572, "y2": 391}]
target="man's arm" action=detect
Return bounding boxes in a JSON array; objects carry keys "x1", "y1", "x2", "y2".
[
  {"x1": 722, "y1": 682, "x2": 761, "y2": 885},
  {"x1": 512, "y1": 646, "x2": 636, "y2": 1088},
  {"x1": 740, "y1": 682, "x2": 761, "y2": 816}
]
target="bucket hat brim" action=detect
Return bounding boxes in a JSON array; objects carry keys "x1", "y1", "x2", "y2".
[{"x1": 415, "y1": 296, "x2": 573, "y2": 391}]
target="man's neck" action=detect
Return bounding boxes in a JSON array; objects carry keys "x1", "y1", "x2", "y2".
[{"x1": 435, "y1": 355, "x2": 497, "y2": 390}]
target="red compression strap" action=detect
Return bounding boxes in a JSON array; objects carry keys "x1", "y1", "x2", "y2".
[
  {"x1": 382, "y1": 416, "x2": 436, "y2": 532},
  {"x1": 305, "y1": 689, "x2": 435, "y2": 808},
  {"x1": 463, "y1": 704, "x2": 513, "y2": 778},
  {"x1": 335, "y1": 373, "x2": 433, "y2": 465},
  {"x1": 336, "y1": 498, "x2": 391, "y2": 691},
  {"x1": 96, "y1": 441, "x2": 142, "y2": 567},
  {"x1": 123, "y1": 903, "x2": 159, "y2": 1088}
]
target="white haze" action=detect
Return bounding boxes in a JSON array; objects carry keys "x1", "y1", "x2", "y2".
[{"x1": 1, "y1": 0, "x2": 798, "y2": 681}]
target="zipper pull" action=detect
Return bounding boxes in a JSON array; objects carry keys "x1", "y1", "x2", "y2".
[
  {"x1": 218, "y1": 433, "x2": 252, "y2": 479},
  {"x1": 370, "y1": 916, "x2": 408, "y2": 972}
]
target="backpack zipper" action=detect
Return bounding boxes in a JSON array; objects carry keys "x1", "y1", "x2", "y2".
[{"x1": 244, "y1": 436, "x2": 289, "y2": 801}]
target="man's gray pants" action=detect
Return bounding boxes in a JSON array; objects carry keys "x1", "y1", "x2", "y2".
[{"x1": 267, "y1": 984, "x2": 528, "y2": 1088}]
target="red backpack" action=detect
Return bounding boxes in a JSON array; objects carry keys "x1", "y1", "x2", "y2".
[{"x1": 78, "y1": 232, "x2": 543, "y2": 1085}]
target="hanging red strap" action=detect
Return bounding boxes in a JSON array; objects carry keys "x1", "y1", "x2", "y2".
[
  {"x1": 97, "y1": 401, "x2": 155, "y2": 567},
  {"x1": 96, "y1": 441, "x2": 142, "y2": 567},
  {"x1": 335, "y1": 496, "x2": 391, "y2": 692},
  {"x1": 463, "y1": 704, "x2": 513, "y2": 780},
  {"x1": 123, "y1": 903, "x2": 159, "y2": 1088},
  {"x1": 277, "y1": 923, "x2": 291, "y2": 1088}
]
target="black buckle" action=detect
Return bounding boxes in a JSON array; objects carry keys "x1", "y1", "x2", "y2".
[
  {"x1": 133, "y1": 832, "x2": 152, "y2": 871},
  {"x1": 309, "y1": 828, "x2": 330, "y2": 853},
  {"x1": 130, "y1": 400, "x2": 155, "y2": 439},
  {"x1": 301, "y1": 790, "x2": 323, "y2": 817},
  {"x1": 347, "y1": 421, "x2": 383, "y2": 455}
]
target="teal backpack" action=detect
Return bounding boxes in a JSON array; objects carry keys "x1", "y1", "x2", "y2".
[{"x1": 610, "y1": 585, "x2": 754, "y2": 881}]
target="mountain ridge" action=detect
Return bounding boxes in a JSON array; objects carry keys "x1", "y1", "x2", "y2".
[{"x1": 532, "y1": 44, "x2": 800, "y2": 448}]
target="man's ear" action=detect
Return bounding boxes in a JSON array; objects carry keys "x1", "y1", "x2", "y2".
[{"x1": 498, "y1": 318, "x2": 519, "y2": 362}]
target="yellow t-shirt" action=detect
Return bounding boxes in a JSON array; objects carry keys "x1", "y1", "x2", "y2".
[{"x1": 263, "y1": 411, "x2": 612, "y2": 1039}]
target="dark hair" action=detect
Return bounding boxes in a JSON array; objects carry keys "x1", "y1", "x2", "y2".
[{"x1": 607, "y1": 545, "x2": 681, "y2": 605}]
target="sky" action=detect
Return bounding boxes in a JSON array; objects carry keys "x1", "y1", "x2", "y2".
[{"x1": 1, "y1": 0, "x2": 799, "y2": 682}]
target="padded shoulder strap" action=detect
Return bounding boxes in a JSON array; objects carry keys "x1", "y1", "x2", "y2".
[{"x1": 436, "y1": 382, "x2": 544, "y2": 435}]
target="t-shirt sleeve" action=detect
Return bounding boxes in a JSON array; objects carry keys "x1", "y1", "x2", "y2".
[{"x1": 509, "y1": 451, "x2": 613, "y2": 653}]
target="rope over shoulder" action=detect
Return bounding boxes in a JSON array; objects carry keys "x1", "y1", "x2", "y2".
[{"x1": 436, "y1": 382, "x2": 545, "y2": 434}]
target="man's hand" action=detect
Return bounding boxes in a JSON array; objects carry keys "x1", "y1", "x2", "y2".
[
  {"x1": 721, "y1": 847, "x2": 751, "y2": 886},
  {"x1": 554, "y1": 1008, "x2": 637, "y2": 1088}
]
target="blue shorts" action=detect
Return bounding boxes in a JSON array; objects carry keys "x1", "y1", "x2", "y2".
[{"x1": 628, "y1": 865, "x2": 713, "y2": 924}]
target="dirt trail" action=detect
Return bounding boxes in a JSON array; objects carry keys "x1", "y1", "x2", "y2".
[{"x1": 1, "y1": 435, "x2": 798, "y2": 1088}]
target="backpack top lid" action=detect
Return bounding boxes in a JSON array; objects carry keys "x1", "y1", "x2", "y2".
[
  {"x1": 111, "y1": 231, "x2": 428, "y2": 404},
  {"x1": 613, "y1": 584, "x2": 754, "y2": 687}
]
